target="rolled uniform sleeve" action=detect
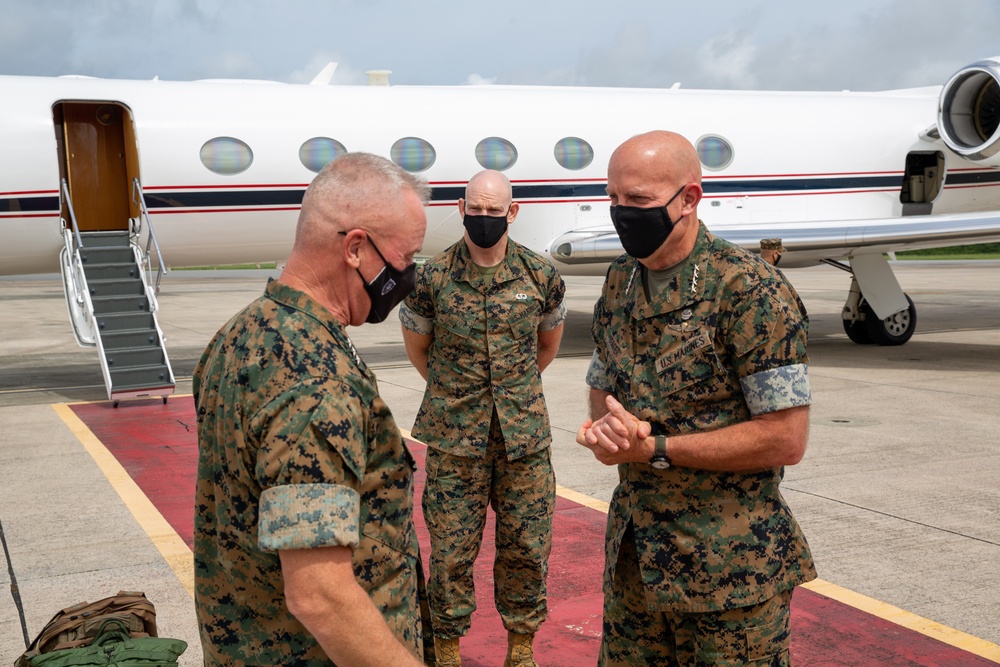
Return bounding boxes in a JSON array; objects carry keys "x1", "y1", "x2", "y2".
[
  {"x1": 399, "y1": 302, "x2": 433, "y2": 336},
  {"x1": 252, "y1": 378, "x2": 368, "y2": 552},
  {"x1": 403, "y1": 264, "x2": 435, "y2": 316},
  {"x1": 585, "y1": 350, "x2": 614, "y2": 392},
  {"x1": 540, "y1": 272, "x2": 567, "y2": 332},
  {"x1": 588, "y1": 286, "x2": 615, "y2": 392},
  {"x1": 725, "y1": 278, "x2": 812, "y2": 416},
  {"x1": 540, "y1": 301, "x2": 567, "y2": 332}
]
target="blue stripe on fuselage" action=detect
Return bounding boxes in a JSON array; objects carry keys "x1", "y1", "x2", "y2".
[{"x1": 6, "y1": 171, "x2": 1000, "y2": 215}]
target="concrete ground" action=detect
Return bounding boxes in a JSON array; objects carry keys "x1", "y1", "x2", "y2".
[{"x1": 0, "y1": 260, "x2": 998, "y2": 664}]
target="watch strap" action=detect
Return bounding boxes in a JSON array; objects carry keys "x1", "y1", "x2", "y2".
[{"x1": 654, "y1": 435, "x2": 669, "y2": 459}]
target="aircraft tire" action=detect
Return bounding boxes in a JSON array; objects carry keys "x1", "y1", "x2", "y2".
[
  {"x1": 843, "y1": 318, "x2": 874, "y2": 344},
  {"x1": 864, "y1": 294, "x2": 917, "y2": 346}
]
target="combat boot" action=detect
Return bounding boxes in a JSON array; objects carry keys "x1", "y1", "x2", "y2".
[
  {"x1": 502, "y1": 632, "x2": 538, "y2": 667},
  {"x1": 434, "y1": 636, "x2": 461, "y2": 667}
]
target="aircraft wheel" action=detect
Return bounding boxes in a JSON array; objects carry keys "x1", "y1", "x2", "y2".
[
  {"x1": 843, "y1": 317, "x2": 873, "y2": 344},
  {"x1": 864, "y1": 294, "x2": 917, "y2": 346}
]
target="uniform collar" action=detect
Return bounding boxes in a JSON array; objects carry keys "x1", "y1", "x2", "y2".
[
  {"x1": 627, "y1": 221, "x2": 713, "y2": 319},
  {"x1": 264, "y1": 278, "x2": 366, "y2": 369},
  {"x1": 451, "y1": 238, "x2": 523, "y2": 291}
]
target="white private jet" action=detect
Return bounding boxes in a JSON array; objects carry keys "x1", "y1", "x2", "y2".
[{"x1": 2, "y1": 58, "x2": 1000, "y2": 401}]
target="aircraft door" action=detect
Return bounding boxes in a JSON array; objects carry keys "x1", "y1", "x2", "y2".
[
  {"x1": 54, "y1": 102, "x2": 140, "y2": 232},
  {"x1": 900, "y1": 151, "x2": 944, "y2": 216}
]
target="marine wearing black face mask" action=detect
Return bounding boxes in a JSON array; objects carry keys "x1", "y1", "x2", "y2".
[
  {"x1": 341, "y1": 231, "x2": 417, "y2": 323},
  {"x1": 609, "y1": 184, "x2": 687, "y2": 259},
  {"x1": 462, "y1": 208, "x2": 510, "y2": 249}
]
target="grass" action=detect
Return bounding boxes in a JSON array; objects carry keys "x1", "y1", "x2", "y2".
[
  {"x1": 896, "y1": 242, "x2": 1000, "y2": 261},
  {"x1": 164, "y1": 245, "x2": 999, "y2": 270}
]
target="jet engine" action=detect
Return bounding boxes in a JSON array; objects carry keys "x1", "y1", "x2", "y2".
[{"x1": 938, "y1": 56, "x2": 1000, "y2": 162}]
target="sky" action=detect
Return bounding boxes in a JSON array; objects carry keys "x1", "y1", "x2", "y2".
[{"x1": 2, "y1": 1, "x2": 1000, "y2": 92}]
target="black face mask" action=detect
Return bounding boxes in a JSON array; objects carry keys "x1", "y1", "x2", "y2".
[
  {"x1": 463, "y1": 210, "x2": 510, "y2": 249},
  {"x1": 356, "y1": 235, "x2": 417, "y2": 324},
  {"x1": 609, "y1": 185, "x2": 686, "y2": 259}
]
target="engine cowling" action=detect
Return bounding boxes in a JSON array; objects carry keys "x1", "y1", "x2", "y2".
[{"x1": 938, "y1": 56, "x2": 1000, "y2": 161}]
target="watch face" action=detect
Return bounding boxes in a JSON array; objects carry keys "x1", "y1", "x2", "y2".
[{"x1": 650, "y1": 458, "x2": 670, "y2": 470}]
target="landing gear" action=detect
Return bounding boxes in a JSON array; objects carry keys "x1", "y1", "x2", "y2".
[
  {"x1": 863, "y1": 294, "x2": 917, "y2": 346},
  {"x1": 842, "y1": 317, "x2": 873, "y2": 344},
  {"x1": 831, "y1": 256, "x2": 918, "y2": 347},
  {"x1": 842, "y1": 294, "x2": 917, "y2": 346}
]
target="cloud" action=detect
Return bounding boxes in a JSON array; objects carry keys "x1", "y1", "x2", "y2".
[
  {"x1": 4, "y1": 0, "x2": 1000, "y2": 91},
  {"x1": 697, "y1": 30, "x2": 760, "y2": 89},
  {"x1": 464, "y1": 74, "x2": 497, "y2": 86}
]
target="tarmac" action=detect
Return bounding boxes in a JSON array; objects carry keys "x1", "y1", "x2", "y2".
[{"x1": 1, "y1": 260, "x2": 998, "y2": 665}]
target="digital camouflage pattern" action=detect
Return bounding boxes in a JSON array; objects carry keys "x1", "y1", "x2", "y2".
[
  {"x1": 590, "y1": 221, "x2": 816, "y2": 613},
  {"x1": 422, "y1": 414, "x2": 555, "y2": 638},
  {"x1": 193, "y1": 279, "x2": 424, "y2": 666},
  {"x1": 600, "y1": 524, "x2": 793, "y2": 666},
  {"x1": 400, "y1": 238, "x2": 564, "y2": 638},
  {"x1": 401, "y1": 238, "x2": 566, "y2": 460}
]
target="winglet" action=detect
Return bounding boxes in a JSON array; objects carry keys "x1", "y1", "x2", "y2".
[{"x1": 310, "y1": 62, "x2": 338, "y2": 86}]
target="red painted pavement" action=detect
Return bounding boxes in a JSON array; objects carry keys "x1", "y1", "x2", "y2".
[{"x1": 71, "y1": 399, "x2": 996, "y2": 666}]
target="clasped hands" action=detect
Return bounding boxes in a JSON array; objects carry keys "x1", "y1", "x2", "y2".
[{"x1": 576, "y1": 395, "x2": 652, "y2": 466}]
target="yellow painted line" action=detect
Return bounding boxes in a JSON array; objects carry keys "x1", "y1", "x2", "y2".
[
  {"x1": 801, "y1": 579, "x2": 1000, "y2": 662},
  {"x1": 555, "y1": 485, "x2": 610, "y2": 513},
  {"x1": 52, "y1": 403, "x2": 195, "y2": 599},
  {"x1": 557, "y1": 481, "x2": 1000, "y2": 662},
  {"x1": 59, "y1": 411, "x2": 1000, "y2": 661}
]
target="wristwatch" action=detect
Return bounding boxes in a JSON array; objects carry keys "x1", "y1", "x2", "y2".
[{"x1": 649, "y1": 435, "x2": 671, "y2": 470}]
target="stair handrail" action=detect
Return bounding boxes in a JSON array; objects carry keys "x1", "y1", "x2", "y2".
[
  {"x1": 131, "y1": 178, "x2": 168, "y2": 296},
  {"x1": 59, "y1": 178, "x2": 86, "y2": 305}
]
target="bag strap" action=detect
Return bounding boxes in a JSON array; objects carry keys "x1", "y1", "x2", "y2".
[{"x1": 92, "y1": 618, "x2": 132, "y2": 647}]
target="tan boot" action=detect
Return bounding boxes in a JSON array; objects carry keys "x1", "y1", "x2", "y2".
[
  {"x1": 503, "y1": 632, "x2": 538, "y2": 667},
  {"x1": 434, "y1": 636, "x2": 461, "y2": 667}
]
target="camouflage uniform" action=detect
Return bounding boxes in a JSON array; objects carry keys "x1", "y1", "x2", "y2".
[
  {"x1": 587, "y1": 222, "x2": 816, "y2": 665},
  {"x1": 193, "y1": 279, "x2": 425, "y2": 666},
  {"x1": 399, "y1": 238, "x2": 566, "y2": 639}
]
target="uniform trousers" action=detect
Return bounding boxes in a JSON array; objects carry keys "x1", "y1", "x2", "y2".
[
  {"x1": 422, "y1": 411, "x2": 555, "y2": 639},
  {"x1": 599, "y1": 522, "x2": 793, "y2": 666}
]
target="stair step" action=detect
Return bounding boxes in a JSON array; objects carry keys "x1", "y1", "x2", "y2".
[
  {"x1": 81, "y1": 246, "x2": 134, "y2": 265},
  {"x1": 101, "y1": 329, "x2": 162, "y2": 349},
  {"x1": 79, "y1": 231, "x2": 130, "y2": 247},
  {"x1": 83, "y1": 263, "x2": 143, "y2": 281},
  {"x1": 88, "y1": 277, "x2": 144, "y2": 298},
  {"x1": 96, "y1": 312, "x2": 155, "y2": 333},
  {"x1": 105, "y1": 347, "x2": 166, "y2": 369},
  {"x1": 92, "y1": 294, "x2": 151, "y2": 315},
  {"x1": 110, "y1": 364, "x2": 173, "y2": 390}
]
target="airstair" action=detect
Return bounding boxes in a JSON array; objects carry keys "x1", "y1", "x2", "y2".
[{"x1": 59, "y1": 178, "x2": 175, "y2": 406}]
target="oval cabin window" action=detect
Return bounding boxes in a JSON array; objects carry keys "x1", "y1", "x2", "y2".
[
  {"x1": 200, "y1": 137, "x2": 253, "y2": 175},
  {"x1": 475, "y1": 137, "x2": 518, "y2": 171},
  {"x1": 391, "y1": 137, "x2": 436, "y2": 172},
  {"x1": 696, "y1": 135, "x2": 734, "y2": 171},
  {"x1": 554, "y1": 137, "x2": 594, "y2": 170},
  {"x1": 299, "y1": 137, "x2": 348, "y2": 173}
]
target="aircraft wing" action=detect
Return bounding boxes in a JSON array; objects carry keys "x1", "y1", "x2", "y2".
[{"x1": 550, "y1": 210, "x2": 1000, "y2": 268}]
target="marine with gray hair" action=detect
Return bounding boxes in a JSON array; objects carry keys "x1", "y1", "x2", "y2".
[{"x1": 193, "y1": 152, "x2": 432, "y2": 666}]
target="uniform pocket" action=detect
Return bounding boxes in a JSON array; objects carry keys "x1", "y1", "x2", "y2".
[
  {"x1": 746, "y1": 603, "x2": 791, "y2": 662},
  {"x1": 655, "y1": 329, "x2": 723, "y2": 395},
  {"x1": 509, "y1": 313, "x2": 536, "y2": 339}
]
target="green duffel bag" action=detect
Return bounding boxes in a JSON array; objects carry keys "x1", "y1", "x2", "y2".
[{"x1": 28, "y1": 619, "x2": 186, "y2": 667}]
